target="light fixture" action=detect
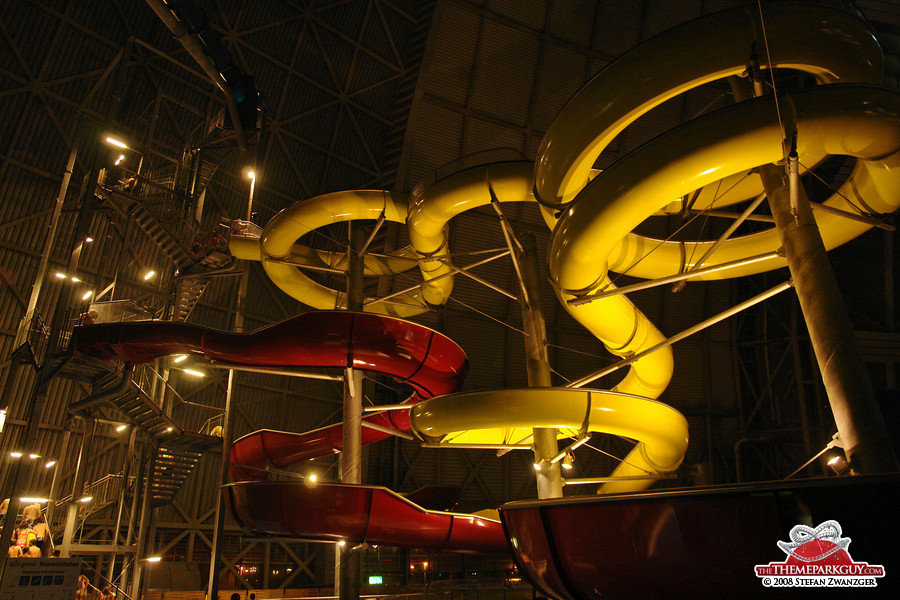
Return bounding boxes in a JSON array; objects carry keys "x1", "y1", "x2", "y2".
[
  {"x1": 173, "y1": 354, "x2": 188, "y2": 363},
  {"x1": 82, "y1": 290, "x2": 93, "y2": 300},
  {"x1": 532, "y1": 461, "x2": 544, "y2": 472},
  {"x1": 54, "y1": 272, "x2": 66, "y2": 279},
  {"x1": 20, "y1": 497, "x2": 49, "y2": 504},
  {"x1": 0, "y1": 408, "x2": 5, "y2": 433},
  {"x1": 145, "y1": 556, "x2": 162, "y2": 562},
  {"x1": 785, "y1": 432, "x2": 847, "y2": 480},
  {"x1": 78, "y1": 496, "x2": 93, "y2": 503},
  {"x1": 549, "y1": 433, "x2": 592, "y2": 465},
  {"x1": 114, "y1": 154, "x2": 125, "y2": 166},
  {"x1": 182, "y1": 369, "x2": 205, "y2": 377},
  {"x1": 105, "y1": 136, "x2": 128, "y2": 149},
  {"x1": 115, "y1": 425, "x2": 127, "y2": 432},
  {"x1": 562, "y1": 452, "x2": 575, "y2": 470},
  {"x1": 70, "y1": 276, "x2": 80, "y2": 283},
  {"x1": 44, "y1": 460, "x2": 56, "y2": 469},
  {"x1": 827, "y1": 453, "x2": 851, "y2": 476},
  {"x1": 143, "y1": 270, "x2": 156, "y2": 281},
  {"x1": 28, "y1": 454, "x2": 39, "y2": 460},
  {"x1": 247, "y1": 170, "x2": 255, "y2": 179},
  {"x1": 85, "y1": 236, "x2": 94, "y2": 243},
  {"x1": 10, "y1": 452, "x2": 22, "y2": 458},
  {"x1": 309, "y1": 474, "x2": 317, "y2": 482}
]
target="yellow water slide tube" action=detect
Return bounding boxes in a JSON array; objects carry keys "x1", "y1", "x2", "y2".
[
  {"x1": 230, "y1": 190, "x2": 440, "y2": 317},
  {"x1": 234, "y1": 3, "x2": 900, "y2": 493},
  {"x1": 409, "y1": 389, "x2": 689, "y2": 496}
]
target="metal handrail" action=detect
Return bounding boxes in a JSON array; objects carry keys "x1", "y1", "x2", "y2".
[{"x1": 133, "y1": 363, "x2": 190, "y2": 411}]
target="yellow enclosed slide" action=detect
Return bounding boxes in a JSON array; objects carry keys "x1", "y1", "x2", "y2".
[{"x1": 232, "y1": 3, "x2": 900, "y2": 494}]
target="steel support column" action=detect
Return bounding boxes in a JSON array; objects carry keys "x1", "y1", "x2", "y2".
[
  {"x1": 517, "y1": 233, "x2": 562, "y2": 498},
  {"x1": 206, "y1": 233, "x2": 250, "y2": 599},
  {"x1": 339, "y1": 225, "x2": 365, "y2": 599},
  {"x1": 759, "y1": 161, "x2": 897, "y2": 473}
]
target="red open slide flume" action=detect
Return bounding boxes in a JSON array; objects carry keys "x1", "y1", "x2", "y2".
[{"x1": 75, "y1": 311, "x2": 509, "y2": 554}]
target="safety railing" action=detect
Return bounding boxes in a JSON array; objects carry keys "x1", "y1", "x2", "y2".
[
  {"x1": 87, "y1": 300, "x2": 154, "y2": 324},
  {"x1": 228, "y1": 218, "x2": 263, "y2": 239},
  {"x1": 200, "y1": 413, "x2": 224, "y2": 436}
]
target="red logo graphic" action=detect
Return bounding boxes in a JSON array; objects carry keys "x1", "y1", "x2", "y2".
[{"x1": 755, "y1": 520, "x2": 885, "y2": 588}]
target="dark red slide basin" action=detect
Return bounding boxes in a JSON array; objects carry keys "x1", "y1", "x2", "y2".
[
  {"x1": 499, "y1": 474, "x2": 900, "y2": 599},
  {"x1": 226, "y1": 481, "x2": 508, "y2": 554}
]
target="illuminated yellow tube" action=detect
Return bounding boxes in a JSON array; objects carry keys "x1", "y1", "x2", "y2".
[
  {"x1": 409, "y1": 388, "x2": 689, "y2": 493},
  {"x1": 534, "y1": 2, "x2": 883, "y2": 223},
  {"x1": 551, "y1": 86, "x2": 900, "y2": 291},
  {"x1": 231, "y1": 190, "x2": 440, "y2": 317},
  {"x1": 407, "y1": 162, "x2": 535, "y2": 305}
]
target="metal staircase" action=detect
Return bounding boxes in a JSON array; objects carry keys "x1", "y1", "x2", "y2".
[
  {"x1": 172, "y1": 247, "x2": 235, "y2": 322},
  {"x1": 112, "y1": 386, "x2": 182, "y2": 439},
  {"x1": 148, "y1": 443, "x2": 205, "y2": 507},
  {"x1": 96, "y1": 185, "x2": 195, "y2": 270},
  {"x1": 64, "y1": 362, "x2": 220, "y2": 510},
  {"x1": 131, "y1": 201, "x2": 195, "y2": 269}
]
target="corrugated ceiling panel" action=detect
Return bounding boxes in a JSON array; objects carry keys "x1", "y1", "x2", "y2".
[
  {"x1": 548, "y1": 0, "x2": 596, "y2": 47},
  {"x1": 593, "y1": 0, "x2": 645, "y2": 58},
  {"x1": 469, "y1": 19, "x2": 541, "y2": 127},
  {"x1": 641, "y1": 0, "x2": 704, "y2": 40},
  {"x1": 487, "y1": 0, "x2": 546, "y2": 31},
  {"x1": 463, "y1": 114, "x2": 526, "y2": 157},
  {"x1": 531, "y1": 43, "x2": 590, "y2": 133},
  {"x1": 422, "y1": 2, "x2": 481, "y2": 105},
  {"x1": 405, "y1": 103, "x2": 465, "y2": 190},
  {"x1": 443, "y1": 311, "x2": 508, "y2": 391}
]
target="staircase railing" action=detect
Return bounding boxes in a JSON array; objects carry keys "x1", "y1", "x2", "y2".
[
  {"x1": 132, "y1": 363, "x2": 191, "y2": 415},
  {"x1": 54, "y1": 473, "x2": 130, "y2": 512},
  {"x1": 107, "y1": 165, "x2": 202, "y2": 246}
]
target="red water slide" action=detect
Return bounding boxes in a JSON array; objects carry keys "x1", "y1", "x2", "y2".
[{"x1": 75, "y1": 311, "x2": 509, "y2": 553}]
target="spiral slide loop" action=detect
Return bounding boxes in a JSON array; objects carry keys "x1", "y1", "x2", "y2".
[{"x1": 229, "y1": 3, "x2": 900, "y2": 495}]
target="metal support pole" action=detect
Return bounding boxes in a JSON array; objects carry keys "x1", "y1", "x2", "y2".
[
  {"x1": 759, "y1": 161, "x2": 898, "y2": 474},
  {"x1": 60, "y1": 418, "x2": 95, "y2": 557},
  {"x1": 44, "y1": 428, "x2": 71, "y2": 531},
  {"x1": 206, "y1": 302, "x2": 245, "y2": 600},
  {"x1": 108, "y1": 428, "x2": 137, "y2": 583},
  {"x1": 339, "y1": 225, "x2": 365, "y2": 600},
  {"x1": 570, "y1": 281, "x2": 792, "y2": 389},
  {"x1": 207, "y1": 177, "x2": 254, "y2": 600},
  {"x1": 516, "y1": 233, "x2": 562, "y2": 498},
  {"x1": 119, "y1": 444, "x2": 146, "y2": 594},
  {"x1": 23, "y1": 145, "x2": 77, "y2": 320},
  {"x1": 130, "y1": 449, "x2": 157, "y2": 598}
]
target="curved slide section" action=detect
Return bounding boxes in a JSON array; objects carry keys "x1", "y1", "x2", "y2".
[
  {"x1": 409, "y1": 389, "x2": 689, "y2": 496},
  {"x1": 533, "y1": 2, "x2": 884, "y2": 211},
  {"x1": 76, "y1": 311, "x2": 468, "y2": 479},
  {"x1": 76, "y1": 312, "x2": 511, "y2": 553},
  {"x1": 223, "y1": 4, "x2": 900, "y2": 498},
  {"x1": 230, "y1": 190, "x2": 449, "y2": 316},
  {"x1": 225, "y1": 482, "x2": 506, "y2": 554},
  {"x1": 76, "y1": 310, "x2": 466, "y2": 397}
]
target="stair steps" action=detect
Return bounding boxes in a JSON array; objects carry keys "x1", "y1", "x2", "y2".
[
  {"x1": 131, "y1": 203, "x2": 194, "y2": 269},
  {"x1": 149, "y1": 442, "x2": 205, "y2": 506}
]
